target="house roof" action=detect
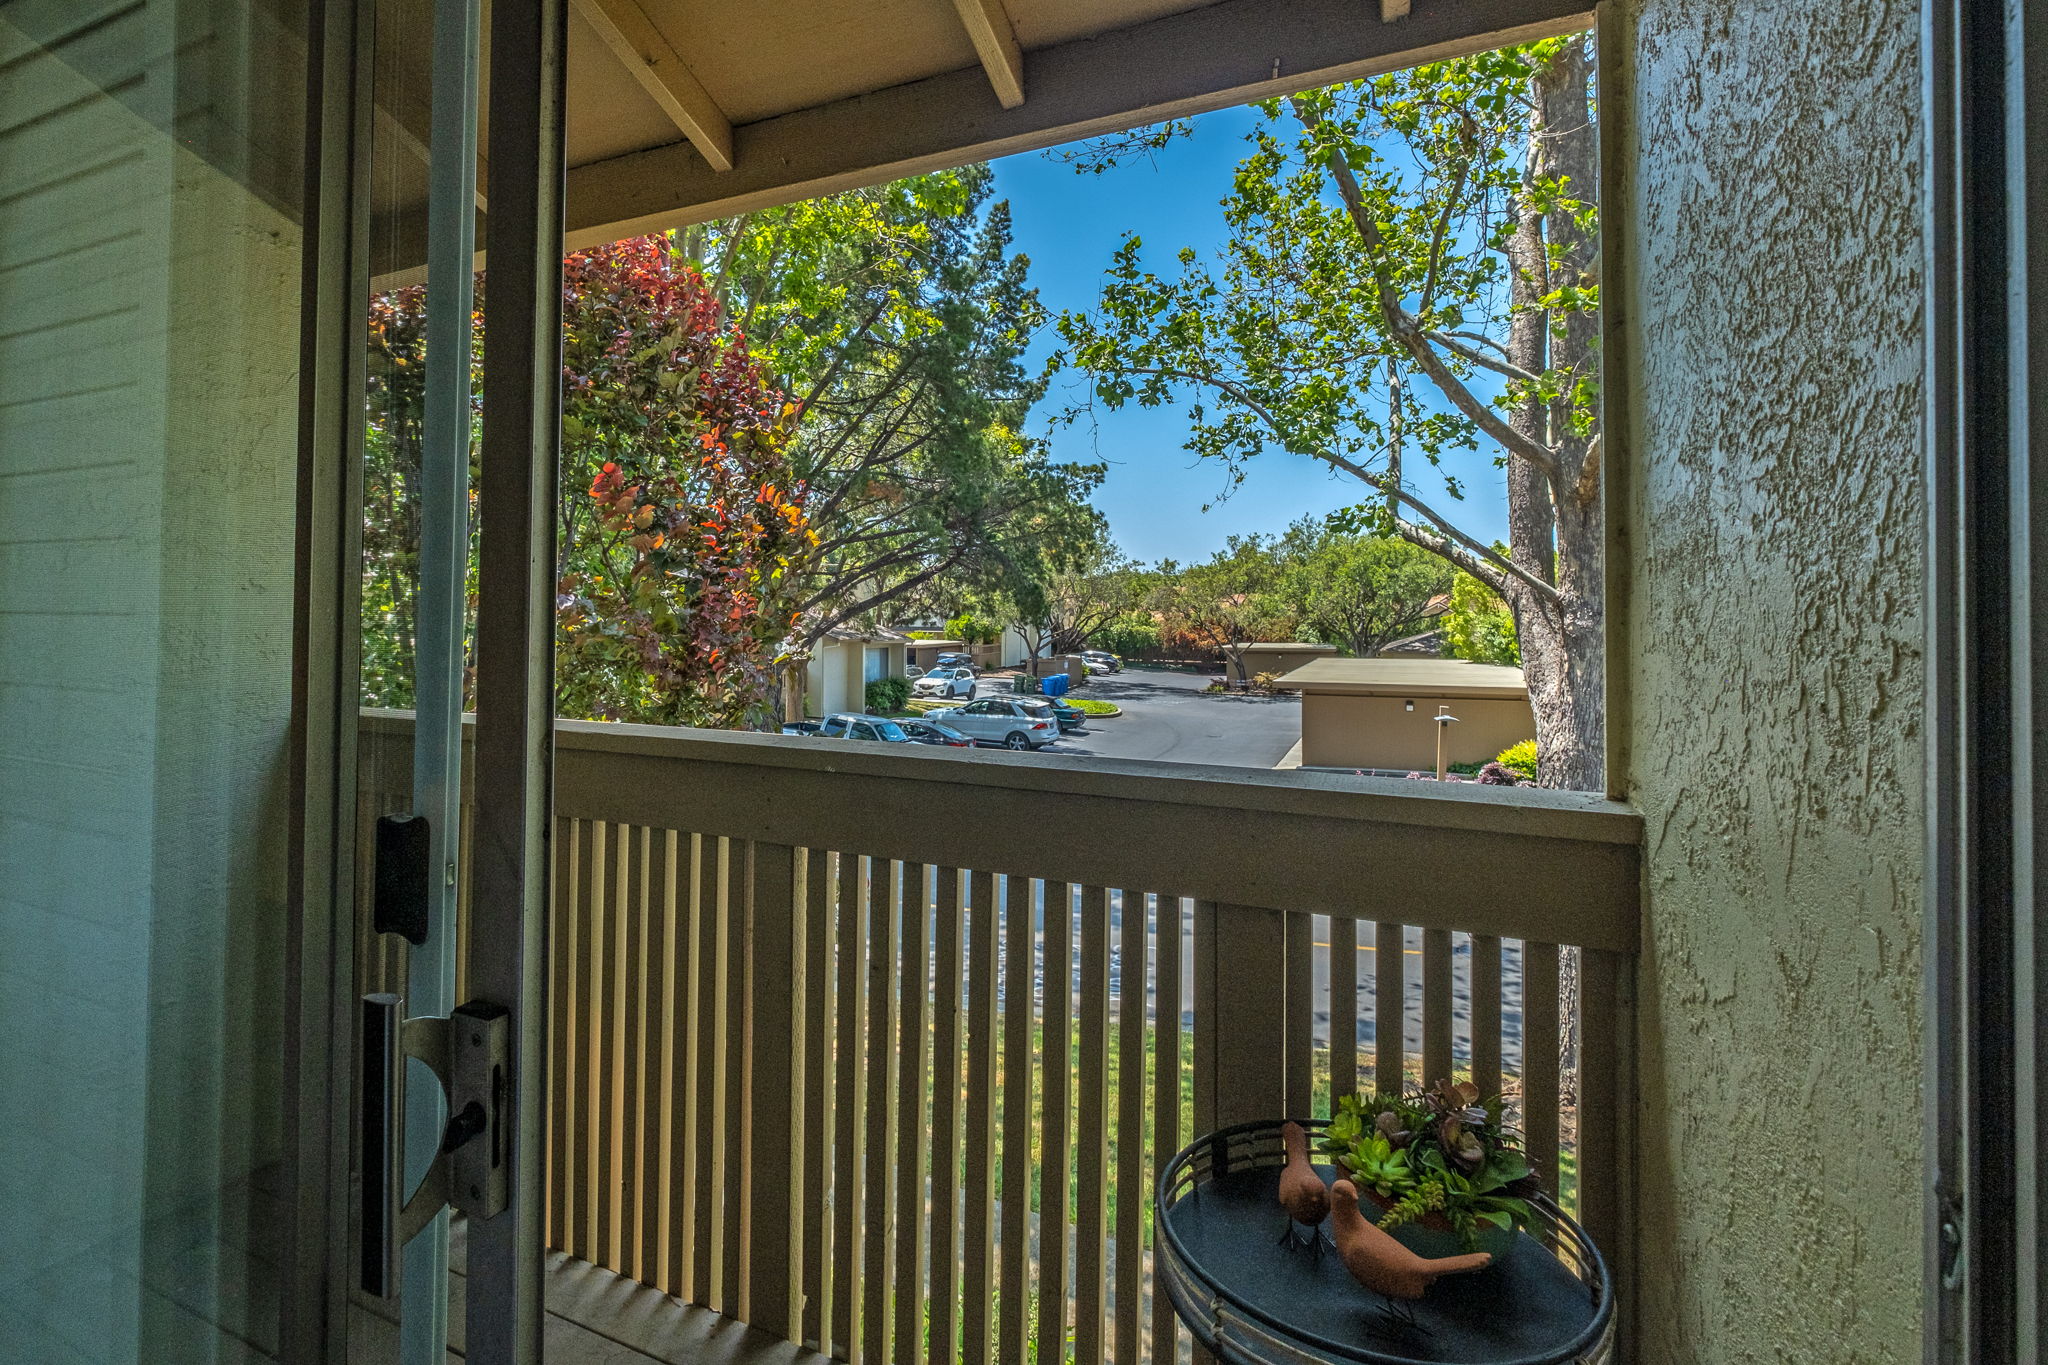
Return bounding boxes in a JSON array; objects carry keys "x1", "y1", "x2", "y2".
[
  {"x1": 822, "y1": 625, "x2": 910, "y2": 645},
  {"x1": 369, "y1": 0, "x2": 1593, "y2": 279},
  {"x1": 1272, "y1": 657, "x2": 1527, "y2": 699}
]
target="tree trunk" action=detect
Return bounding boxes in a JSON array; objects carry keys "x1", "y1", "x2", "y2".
[{"x1": 1505, "y1": 37, "x2": 1603, "y2": 793}]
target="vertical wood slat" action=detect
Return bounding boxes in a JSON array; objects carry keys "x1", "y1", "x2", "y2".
[
  {"x1": 590, "y1": 821, "x2": 614, "y2": 1267},
  {"x1": 720, "y1": 838, "x2": 745, "y2": 1313},
  {"x1": 1114, "y1": 891, "x2": 1146, "y2": 1365},
  {"x1": 572, "y1": 820, "x2": 599, "y2": 1262},
  {"x1": 615, "y1": 826, "x2": 643, "y2": 1276},
  {"x1": 686, "y1": 833, "x2": 714, "y2": 1306},
  {"x1": 1074, "y1": 886, "x2": 1111, "y2": 1365},
  {"x1": 1152, "y1": 896, "x2": 1185, "y2": 1365},
  {"x1": 929, "y1": 868, "x2": 965, "y2": 1365},
  {"x1": 1470, "y1": 934, "x2": 1503, "y2": 1101},
  {"x1": 832, "y1": 852, "x2": 866, "y2": 1361},
  {"x1": 548, "y1": 815, "x2": 574, "y2": 1253},
  {"x1": 862, "y1": 859, "x2": 900, "y2": 1365},
  {"x1": 997, "y1": 875, "x2": 1035, "y2": 1365},
  {"x1": 1283, "y1": 912, "x2": 1314, "y2": 1117},
  {"x1": 1422, "y1": 927, "x2": 1453, "y2": 1088},
  {"x1": 1373, "y1": 921, "x2": 1405, "y2": 1093},
  {"x1": 802, "y1": 850, "x2": 834, "y2": 1348},
  {"x1": 961, "y1": 870, "x2": 1000, "y2": 1365},
  {"x1": 1575, "y1": 948, "x2": 1625, "y2": 1268},
  {"x1": 745, "y1": 842, "x2": 801, "y2": 1339},
  {"x1": 1330, "y1": 917, "x2": 1359, "y2": 1104},
  {"x1": 1522, "y1": 940, "x2": 1561, "y2": 1202},
  {"x1": 1038, "y1": 882, "x2": 1075, "y2": 1365},
  {"x1": 653, "y1": 831, "x2": 683, "y2": 1297},
  {"x1": 1190, "y1": 901, "x2": 1217, "y2": 1139},
  {"x1": 893, "y1": 863, "x2": 931, "y2": 1365},
  {"x1": 1206, "y1": 905, "x2": 1287, "y2": 1129}
]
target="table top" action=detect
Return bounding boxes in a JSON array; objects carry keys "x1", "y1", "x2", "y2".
[{"x1": 1159, "y1": 1145, "x2": 1609, "y2": 1365}]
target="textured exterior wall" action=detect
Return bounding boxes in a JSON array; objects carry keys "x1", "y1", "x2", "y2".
[{"x1": 1616, "y1": 0, "x2": 1926, "y2": 1358}]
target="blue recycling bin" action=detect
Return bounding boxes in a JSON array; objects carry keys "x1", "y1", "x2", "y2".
[{"x1": 1041, "y1": 672, "x2": 1071, "y2": 698}]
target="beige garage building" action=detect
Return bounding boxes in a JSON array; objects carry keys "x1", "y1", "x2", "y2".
[{"x1": 1274, "y1": 657, "x2": 1535, "y2": 772}]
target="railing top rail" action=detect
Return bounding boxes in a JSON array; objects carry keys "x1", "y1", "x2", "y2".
[{"x1": 359, "y1": 710, "x2": 1643, "y2": 951}]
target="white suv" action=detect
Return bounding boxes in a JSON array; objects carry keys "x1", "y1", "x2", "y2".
[
  {"x1": 928, "y1": 697, "x2": 1061, "y2": 749},
  {"x1": 912, "y1": 666, "x2": 977, "y2": 700}
]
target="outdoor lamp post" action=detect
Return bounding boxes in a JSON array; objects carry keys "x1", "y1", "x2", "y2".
[{"x1": 1434, "y1": 704, "x2": 1459, "y2": 781}]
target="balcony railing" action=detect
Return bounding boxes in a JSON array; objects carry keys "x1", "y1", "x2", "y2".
[{"x1": 355, "y1": 711, "x2": 1641, "y2": 1363}]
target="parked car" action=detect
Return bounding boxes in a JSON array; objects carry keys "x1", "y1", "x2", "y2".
[
  {"x1": 1047, "y1": 699, "x2": 1086, "y2": 733},
  {"x1": 912, "y1": 665, "x2": 977, "y2": 700},
  {"x1": 898, "y1": 718, "x2": 973, "y2": 747},
  {"x1": 928, "y1": 697, "x2": 1062, "y2": 750},
  {"x1": 1080, "y1": 649, "x2": 1121, "y2": 674},
  {"x1": 779, "y1": 720, "x2": 823, "y2": 736},
  {"x1": 934, "y1": 652, "x2": 975, "y2": 671},
  {"x1": 808, "y1": 713, "x2": 914, "y2": 742}
]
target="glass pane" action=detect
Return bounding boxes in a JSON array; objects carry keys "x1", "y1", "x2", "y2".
[{"x1": 0, "y1": 1, "x2": 306, "y2": 1360}]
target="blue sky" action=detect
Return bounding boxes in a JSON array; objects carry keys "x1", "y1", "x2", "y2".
[{"x1": 989, "y1": 106, "x2": 1512, "y2": 566}]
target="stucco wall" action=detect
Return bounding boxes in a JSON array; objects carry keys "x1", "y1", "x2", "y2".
[{"x1": 1616, "y1": 0, "x2": 1925, "y2": 1358}]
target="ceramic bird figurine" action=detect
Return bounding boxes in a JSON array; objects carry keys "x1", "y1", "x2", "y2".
[
  {"x1": 1276, "y1": 1121, "x2": 1331, "y2": 1242},
  {"x1": 1328, "y1": 1178, "x2": 1492, "y2": 1300}
]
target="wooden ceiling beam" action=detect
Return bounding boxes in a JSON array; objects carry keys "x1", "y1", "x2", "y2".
[
  {"x1": 572, "y1": 0, "x2": 735, "y2": 171},
  {"x1": 564, "y1": 0, "x2": 1592, "y2": 249},
  {"x1": 949, "y1": 0, "x2": 1026, "y2": 109}
]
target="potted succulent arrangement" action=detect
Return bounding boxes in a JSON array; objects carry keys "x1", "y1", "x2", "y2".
[{"x1": 1319, "y1": 1079, "x2": 1544, "y2": 1260}]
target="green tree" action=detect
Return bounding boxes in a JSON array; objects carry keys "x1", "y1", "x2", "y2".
[
  {"x1": 1057, "y1": 37, "x2": 1600, "y2": 786},
  {"x1": 1152, "y1": 536, "x2": 1295, "y2": 680},
  {"x1": 681, "y1": 170, "x2": 1102, "y2": 717},
  {"x1": 1277, "y1": 521, "x2": 1452, "y2": 657},
  {"x1": 1440, "y1": 571, "x2": 1520, "y2": 665},
  {"x1": 1015, "y1": 530, "x2": 1150, "y2": 659}
]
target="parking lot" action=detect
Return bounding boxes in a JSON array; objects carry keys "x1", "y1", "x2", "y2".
[{"x1": 1014, "y1": 664, "x2": 1302, "y2": 769}]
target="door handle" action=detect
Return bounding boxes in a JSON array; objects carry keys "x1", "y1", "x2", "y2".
[{"x1": 358, "y1": 994, "x2": 511, "y2": 1297}]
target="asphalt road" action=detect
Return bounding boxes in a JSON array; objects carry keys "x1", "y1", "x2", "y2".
[{"x1": 1040, "y1": 665, "x2": 1302, "y2": 768}]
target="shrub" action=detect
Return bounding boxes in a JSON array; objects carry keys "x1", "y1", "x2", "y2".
[
  {"x1": 1495, "y1": 739, "x2": 1538, "y2": 782},
  {"x1": 864, "y1": 677, "x2": 912, "y2": 713},
  {"x1": 1251, "y1": 671, "x2": 1281, "y2": 691},
  {"x1": 1093, "y1": 617, "x2": 1161, "y2": 658},
  {"x1": 945, "y1": 611, "x2": 999, "y2": 645}
]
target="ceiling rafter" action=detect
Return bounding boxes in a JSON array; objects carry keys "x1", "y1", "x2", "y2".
[
  {"x1": 572, "y1": 0, "x2": 735, "y2": 171},
  {"x1": 948, "y1": 0, "x2": 1026, "y2": 109}
]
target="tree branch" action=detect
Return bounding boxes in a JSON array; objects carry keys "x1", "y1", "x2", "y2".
[
  {"x1": 1424, "y1": 330, "x2": 1544, "y2": 385},
  {"x1": 1287, "y1": 98, "x2": 1563, "y2": 483}
]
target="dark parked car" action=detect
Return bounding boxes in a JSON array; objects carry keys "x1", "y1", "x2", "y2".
[
  {"x1": 1047, "y1": 699, "x2": 1085, "y2": 733},
  {"x1": 898, "y1": 718, "x2": 973, "y2": 747}
]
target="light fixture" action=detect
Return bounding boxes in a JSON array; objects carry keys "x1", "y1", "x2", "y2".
[{"x1": 1404, "y1": 699, "x2": 1414, "y2": 712}]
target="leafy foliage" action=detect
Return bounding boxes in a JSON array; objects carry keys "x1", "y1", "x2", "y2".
[
  {"x1": 1056, "y1": 36, "x2": 1602, "y2": 786},
  {"x1": 1277, "y1": 519, "x2": 1452, "y2": 656},
  {"x1": 1150, "y1": 535, "x2": 1296, "y2": 677},
  {"x1": 363, "y1": 236, "x2": 813, "y2": 727},
  {"x1": 863, "y1": 676, "x2": 912, "y2": 714},
  {"x1": 680, "y1": 169, "x2": 1102, "y2": 708},
  {"x1": 1322, "y1": 1080, "x2": 1542, "y2": 1249},
  {"x1": 1495, "y1": 738, "x2": 1539, "y2": 781},
  {"x1": 1440, "y1": 570, "x2": 1520, "y2": 665}
]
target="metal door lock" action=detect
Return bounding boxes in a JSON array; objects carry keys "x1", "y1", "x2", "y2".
[{"x1": 359, "y1": 995, "x2": 511, "y2": 1297}]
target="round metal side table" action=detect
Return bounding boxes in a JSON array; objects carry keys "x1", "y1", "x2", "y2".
[{"x1": 1157, "y1": 1120, "x2": 1614, "y2": 1365}]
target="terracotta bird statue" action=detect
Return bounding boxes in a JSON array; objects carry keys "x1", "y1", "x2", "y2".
[
  {"x1": 1328, "y1": 1179, "x2": 1492, "y2": 1300},
  {"x1": 1276, "y1": 1121, "x2": 1331, "y2": 1245}
]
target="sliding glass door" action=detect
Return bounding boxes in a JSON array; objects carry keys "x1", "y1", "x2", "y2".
[{"x1": 0, "y1": 1, "x2": 309, "y2": 1359}]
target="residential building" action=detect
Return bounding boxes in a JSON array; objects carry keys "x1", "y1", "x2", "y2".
[{"x1": 1275, "y1": 658, "x2": 1535, "y2": 771}]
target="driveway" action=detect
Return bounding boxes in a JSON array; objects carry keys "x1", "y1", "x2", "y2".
[{"x1": 1042, "y1": 665, "x2": 1300, "y2": 768}]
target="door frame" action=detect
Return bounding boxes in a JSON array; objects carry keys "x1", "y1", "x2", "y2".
[
  {"x1": 282, "y1": 0, "x2": 375, "y2": 1358},
  {"x1": 282, "y1": 0, "x2": 568, "y2": 1359},
  {"x1": 465, "y1": 0, "x2": 568, "y2": 1360}
]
